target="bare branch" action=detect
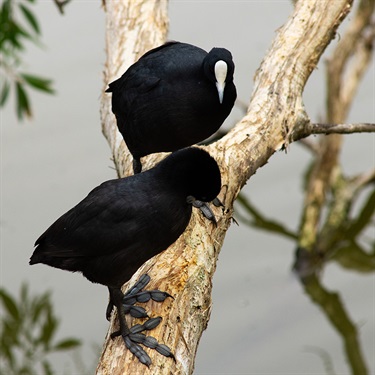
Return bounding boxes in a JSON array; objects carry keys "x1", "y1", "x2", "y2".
[
  {"x1": 326, "y1": 0, "x2": 375, "y2": 122},
  {"x1": 52, "y1": 0, "x2": 72, "y2": 14},
  {"x1": 293, "y1": 122, "x2": 375, "y2": 141},
  {"x1": 295, "y1": 0, "x2": 374, "y2": 263},
  {"x1": 351, "y1": 169, "x2": 375, "y2": 193},
  {"x1": 97, "y1": 0, "x2": 366, "y2": 374},
  {"x1": 311, "y1": 122, "x2": 375, "y2": 134},
  {"x1": 316, "y1": 122, "x2": 375, "y2": 132}
]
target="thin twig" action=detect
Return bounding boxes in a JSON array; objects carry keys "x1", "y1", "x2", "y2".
[
  {"x1": 293, "y1": 122, "x2": 375, "y2": 142},
  {"x1": 52, "y1": 0, "x2": 72, "y2": 15},
  {"x1": 311, "y1": 122, "x2": 375, "y2": 134}
]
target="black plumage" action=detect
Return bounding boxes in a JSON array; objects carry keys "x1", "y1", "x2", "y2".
[
  {"x1": 30, "y1": 147, "x2": 221, "y2": 366},
  {"x1": 106, "y1": 41, "x2": 237, "y2": 173}
]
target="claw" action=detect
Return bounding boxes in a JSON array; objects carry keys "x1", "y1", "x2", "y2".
[
  {"x1": 212, "y1": 197, "x2": 224, "y2": 207},
  {"x1": 110, "y1": 330, "x2": 121, "y2": 339},
  {"x1": 124, "y1": 336, "x2": 151, "y2": 366},
  {"x1": 124, "y1": 290, "x2": 172, "y2": 304},
  {"x1": 156, "y1": 344, "x2": 175, "y2": 360},
  {"x1": 108, "y1": 278, "x2": 174, "y2": 367},
  {"x1": 124, "y1": 304, "x2": 148, "y2": 318},
  {"x1": 121, "y1": 318, "x2": 174, "y2": 364},
  {"x1": 125, "y1": 274, "x2": 151, "y2": 297},
  {"x1": 187, "y1": 196, "x2": 217, "y2": 224},
  {"x1": 149, "y1": 290, "x2": 173, "y2": 302},
  {"x1": 140, "y1": 335, "x2": 158, "y2": 349},
  {"x1": 106, "y1": 300, "x2": 114, "y2": 321},
  {"x1": 197, "y1": 202, "x2": 217, "y2": 224},
  {"x1": 134, "y1": 292, "x2": 151, "y2": 303},
  {"x1": 143, "y1": 316, "x2": 163, "y2": 330}
]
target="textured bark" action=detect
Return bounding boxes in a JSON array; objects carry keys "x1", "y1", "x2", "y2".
[
  {"x1": 293, "y1": 2, "x2": 374, "y2": 373},
  {"x1": 97, "y1": 0, "x2": 357, "y2": 374},
  {"x1": 297, "y1": 0, "x2": 374, "y2": 253}
]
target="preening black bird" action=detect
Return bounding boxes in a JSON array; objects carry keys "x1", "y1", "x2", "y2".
[
  {"x1": 106, "y1": 41, "x2": 237, "y2": 174},
  {"x1": 30, "y1": 147, "x2": 221, "y2": 366}
]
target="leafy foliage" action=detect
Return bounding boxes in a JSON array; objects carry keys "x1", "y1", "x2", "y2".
[
  {"x1": 0, "y1": 0, "x2": 55, "y2": 120},
  {"x1": 0, "y1": 284, "x2": 81, "y2": 375}
]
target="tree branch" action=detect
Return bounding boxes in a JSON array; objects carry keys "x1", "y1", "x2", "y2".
[
  {"x1": 295, "y1": 0, "x2": 374, "y2": 255},
  {"x1": 293, "y1": 122, "x2": 375, "y2": 141},
  {"x1": 300, "y1": 274, "x2": 368, "y2": 374},
  {"x1": 52, "y1": 0, "x2": 72, "y2": 14},
  {"x1": 326, "y1": 0, "x2": 375, "y2": 120},
  {"x1": 97, "y1": 0, "x2": 359, "y2": 374}
]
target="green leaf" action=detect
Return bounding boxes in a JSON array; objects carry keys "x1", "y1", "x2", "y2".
[
  {"x1": 52, "y1": 338, "x2": 81, "y2": 351},
  {"x1": 0, "y1": 0, "x2": 11, "y2": 25},
  {"x1": 15, "y1": 81, "x2": 31, "y2": 119},
  {"x1": 2, "y1": 317, "x2": 20, "y2": 346},
  {"x1": 20, "y1": 283, "x2": 30, "y2": 311},
  {"x1": 18, "y1": 3, "x2": 40, "y2": 34},
  {"x1": 21, "y1": 73, "x2": 54, "y2": 94},
  {"x1": 41, "y1": 360, "x2": 54, "y2": 375},
  {"x1": 0, "y1": 288, "x2": 20, "y2": 321},
  {"x1": 13, "y1": 22, "x2": 33, "y2": 45},
  {"x1": 39, "y1": 309, "x2": 58, "y2": 348},
  {"x1": 346, "y1": 188, "x2": 375, "y2": 238},
  {"x1": 19, "y1": 366, "x2": 33, "y2": 375},
  {"x1": 0, "y1": 80, "x2": 10, "y2": 106},
  {"x1": 30, "y1": 294, "x2": 50, "y2": 324}
]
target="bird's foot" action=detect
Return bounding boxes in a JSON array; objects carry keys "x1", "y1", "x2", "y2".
[
  {"x1": 187, "y1": 196, "x2": 219, "y2": 224},
  {"x1": 106, "y1": 274, "x2": 172, "y2": 320},
  {"x1": 111, "y1": 317, "x2": 175, "y2": 366},
  {"x1": 123, "y1": 274, "x2": 172, "y2": 318},
  {"x1": 108, "y1": 282, "x2": 174, "y2": 366},
  {"x1": 212, "y1": 197, "x2": 224, "y2": 208}
]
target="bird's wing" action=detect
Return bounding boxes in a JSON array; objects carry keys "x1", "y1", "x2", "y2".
[
  {"x1": 106, "y1": 42, "x2": 184, "y2": 98},
  {"x1": 34, "y1": 178, "x2": 155, "y2": 258},
  {"x1": 136, "y1": 40, "x2": 180, "y2": 60}
]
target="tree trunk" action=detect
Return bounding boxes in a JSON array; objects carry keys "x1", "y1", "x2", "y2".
[{"x1": 96, "y1": 0, "x2": 357, "y2": 374}]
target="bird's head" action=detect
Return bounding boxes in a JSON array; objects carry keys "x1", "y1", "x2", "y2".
[
  {"x1": 158, "y1": 148, "x2": 221, "y2": 203},
  {"x1": 203, "y1": 47, "x2": 235, "y2": 104}
]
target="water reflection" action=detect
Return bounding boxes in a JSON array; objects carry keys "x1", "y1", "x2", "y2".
[
  {"x1": 299, "y1": 272, "x2": 368, "y2": 375},
  {"x1": 236, "y1": 180, "x2": 374, "y2": 375}
]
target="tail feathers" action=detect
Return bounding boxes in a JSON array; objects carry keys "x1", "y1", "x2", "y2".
[
  {"x1": 29, "y1": 251, "x2": 82, "y2": 272},
  {"x1": 29, "y1": 254, "x2": 40, "y2": 265}
]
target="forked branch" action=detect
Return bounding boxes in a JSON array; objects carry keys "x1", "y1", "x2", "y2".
[{"x1": 97, "y1": 1, "x2": 367, "y2": 374}]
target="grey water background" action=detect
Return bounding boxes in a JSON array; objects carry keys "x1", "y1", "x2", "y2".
[{"x1": 1, "y1": 1, "x2": 374, "y2": 374}]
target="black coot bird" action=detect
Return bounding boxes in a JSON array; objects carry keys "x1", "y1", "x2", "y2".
[
  {"x1": 106, "y1": 41, "x2": 237, "y2": 174},
  {"x1": 30, "y1": 147, "x2": 221, "y2": 366}
]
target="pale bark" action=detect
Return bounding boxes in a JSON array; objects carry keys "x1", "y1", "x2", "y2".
[
  {"x1": 297, "y1": 0, "x2": 374, "y2": 253},
  {"x1": 96, "y1": 0, "x2": 367, "y2": 374},
  {"x1": 302, "y1": 122, "x2": 375, "y2": 136}
]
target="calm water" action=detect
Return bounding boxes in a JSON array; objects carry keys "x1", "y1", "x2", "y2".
[{"x1": 1, "y1": 1, "x2": 374, "y2": 374}]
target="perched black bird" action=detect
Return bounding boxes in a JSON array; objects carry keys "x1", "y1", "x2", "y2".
[
  {"x1": 106, "y1": 41, "x2": 237, "y2": 174},
  {"x1": 30, "y1": 147, "x2": 221, "y2": 366}
]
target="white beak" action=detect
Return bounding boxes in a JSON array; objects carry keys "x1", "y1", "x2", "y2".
[{"x1": 214, "y1": 60, "x2": 228, "y2": 104}]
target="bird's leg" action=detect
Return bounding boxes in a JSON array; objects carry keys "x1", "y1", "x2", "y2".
[
  {"x1": 132, "y1": 158, "x2": 142, "y2": 174},
  {"x1": 187, "y1": 195, "x2": 217, "y2": 224},
  {"x1": 108, "y1": 286, "x2": 151, "y2": 366},
  {"x1": 107, "y1": 281, "x2": 174, "y2": 366}
]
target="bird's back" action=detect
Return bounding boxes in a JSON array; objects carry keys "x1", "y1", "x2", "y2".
[
  {"x1": 107, "y1": 42, "x2": 236, "y2": 158},
  {"x1": 31, "y1": 172, "x2": 192, "y2": 287}
]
